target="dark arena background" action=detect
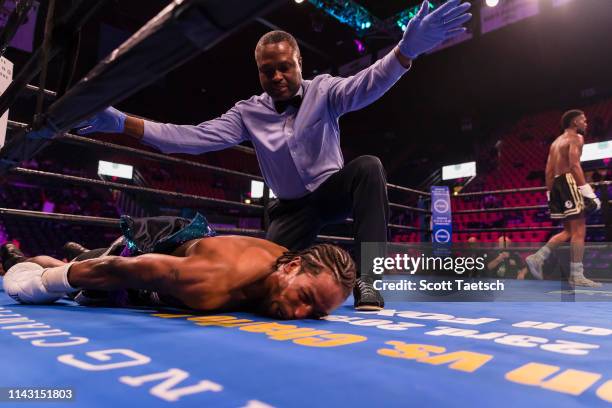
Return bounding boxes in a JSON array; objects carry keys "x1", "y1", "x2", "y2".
[{"x1": 0, "y1": 1, "x2": 611, "y2": 407}]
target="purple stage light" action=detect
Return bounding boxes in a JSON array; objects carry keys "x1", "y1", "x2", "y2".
[{"x1": 353, "y1": 39, "x2": 365, "y2": 54}]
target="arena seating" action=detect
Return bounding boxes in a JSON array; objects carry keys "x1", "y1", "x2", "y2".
[
  {"x1": 0, "y1": 160, "x2": 120, "y2": 258},
  {"x1": 99, "y1": 133, "x2": 258, "y2": 203},
  {"x1": 450, "y1": 98, "x2": 612, "y2": 243},
  {"x1": 0, "y1": 139, "x2": 264, "y2": 256},
  {"x1": 390, "y1": 98, "x2": 611, "y2": 244},
  {"x1": 2, "y1": 100, "x2": 610, "y2": 251}
]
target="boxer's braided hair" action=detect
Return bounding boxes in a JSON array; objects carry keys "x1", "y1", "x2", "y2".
[{"x1": 275, "y1": 244, "x2": 356, "y2": 297}]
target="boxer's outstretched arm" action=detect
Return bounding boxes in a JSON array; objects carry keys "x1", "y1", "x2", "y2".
[
  {"x1": 4, "y1": 254, "x2": 213, "y2": 307},
  {"x1": 68, "y1": 254, "x2": 188, "y2": 292}
]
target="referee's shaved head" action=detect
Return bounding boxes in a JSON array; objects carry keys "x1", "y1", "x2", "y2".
[{"x1": 255, "y1": 30, "x2": 301, "y2": 58}]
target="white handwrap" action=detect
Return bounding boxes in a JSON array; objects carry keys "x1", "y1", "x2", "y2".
[
  {"x1": 3, "y1": 262, "x2": 77, "y2": 304},
  {"x1": 42, "y1": 262, "x2": 77, "y2": 293},
  {"x1": 578, "y1": 183, "x2": 602, "y2": 211},
  {"x1": 578, "y1": 184, "x2": 596, "y2": 199}
]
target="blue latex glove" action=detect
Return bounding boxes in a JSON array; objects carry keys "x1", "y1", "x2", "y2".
[
  {"x1": 74, "y1": 106, "x2": 126, "y2": 135},
  {"x1": 399, "y1": 0, "x2": 472, "y2": 59}
]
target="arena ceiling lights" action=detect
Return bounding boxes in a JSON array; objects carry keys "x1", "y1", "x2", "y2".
[{"x1": 297, "y1": 0, "x2": 439, "y2": 35}]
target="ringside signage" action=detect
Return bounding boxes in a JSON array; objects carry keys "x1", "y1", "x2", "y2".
[
  {"x1": 431, "y1": 186, "x2": 452, "y2": 244},
  {"x1": 0, "y1": 57, "x2": 12, "y2": 149}
]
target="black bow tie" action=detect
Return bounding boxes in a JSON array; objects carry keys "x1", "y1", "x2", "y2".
[{"x1": 274, "y1": 95, "x2": 302, "y2": 114}]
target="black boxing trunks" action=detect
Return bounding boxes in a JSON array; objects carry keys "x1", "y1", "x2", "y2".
[
  {"x1": 120, "y1": 212, "x2": 216, "y2": 256},
  {"x1": 549, "y1": 173, "x2": 584, "y2": 220},
  {"x1": 73, "y1": 213, "x2": 216, "y2": 308}
]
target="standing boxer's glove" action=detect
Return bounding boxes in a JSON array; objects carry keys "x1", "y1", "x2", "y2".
[
  {"x1": 578, "y1": 184, "x2": 601, "y2": 213},
  {"x1": 398, "y1": 0, "x2": 472, "y2": 59},
  {"x1": 74, "y1": 107, "x2": 126, "y2": 135}
]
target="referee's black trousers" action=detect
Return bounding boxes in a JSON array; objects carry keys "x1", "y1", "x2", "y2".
[{"x1": 265, "y1": 155, "x2": 389, "y2": 279}]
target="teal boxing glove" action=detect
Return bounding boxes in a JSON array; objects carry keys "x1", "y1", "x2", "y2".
[{"x1": 398, "y1": 0, "x2": 472, "y2": 59}]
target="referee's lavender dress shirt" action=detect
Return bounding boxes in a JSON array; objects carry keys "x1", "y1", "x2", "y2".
[{"x1": 142, "y1": 51, "x2": 408, "y2": 200}]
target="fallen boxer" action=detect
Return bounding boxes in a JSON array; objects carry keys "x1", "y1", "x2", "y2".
[{"x1": 1, "y1": 214, "x2": 355, "y2": 320}]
